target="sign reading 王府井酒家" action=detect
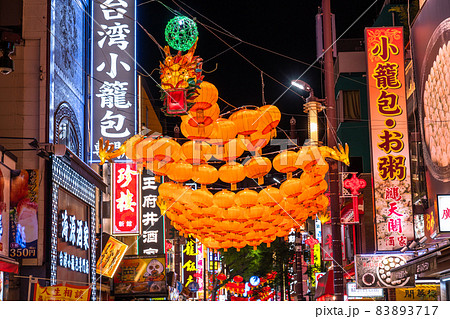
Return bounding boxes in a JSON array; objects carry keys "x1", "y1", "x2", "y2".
[
  {"x1": 138, "y1": 170, "x2": 165, "y2": 256},
  {"x1": 91, "y1": 0, "x2": 137, "y2": 163},
  {"x1": 365, "y1": 27, "x2": 414, "y2": 251},
  {"x1": 112, "y1": 163, "x2": 140, "y2": 235}
]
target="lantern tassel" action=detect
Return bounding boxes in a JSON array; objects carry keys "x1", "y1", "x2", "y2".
[
  {"x1": 258, "y1": 176, "x2": 264, "y2": 185},
  {"x1": 287, "y1": 172, "x2": 292, "y2": 179},
  {"x1": 231, "y1": 183, "x2": 237, "y2": 191}
]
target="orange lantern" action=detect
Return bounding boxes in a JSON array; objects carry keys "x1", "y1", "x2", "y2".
[
  {"x1": 145, "y1": 160, "x2": 171, "y2": 182},
  {"x1": 182, "y1": 102, "x2": 220, "y2": 127},
  {"x1": 124, "y1": 134, "x2": 146, "y2": 162},
  {"x1": 191, "y1": 189, "x2": 214, "y2": 208},
  {"x1": 211, "y1": 139, "x2": 244, "y2": 161},
  {"x1": 141, "y1": 137, "x2": 181, "y2": 163},
  {"x1": 208, "y1": 118, "x2": 238, "y2": 145},
  {"x1": 192, "y1": 164, "x2": 218, "y2": 189},
  {"x1": 258, "y1": 186, "x2": 283, "y2": 207},
  {"x1": 180, "y1": 121, "x2": 214, "y2": 140},
  {"x1": 213, "y1": 190, "x2": 236, "y2": 208},
  {"x1": 238, "y1": 130, "x2": 271, "y2": 153},
  {"x1": 218, "y1": 162, "x2": 246, "y2": 191},
  {"x1": 181, "y1": 140, "x2": 212, "y2": 165},
  {"x1": 258, "y1": 105, "x2": 281, "y2": 134},
  {"x1": 273, "y1": 150, "x2": 298, "y2": 179},
  {"x1": 190, "y1": 81, "x2": 218, "y2": 112},
  {"x1": 166, "y1": 160, "x2": 193, "y2": 183},
  {"x1": 229, "y1": 108, "x2": 261, "y2": 136},
  {"x1": 280, "y1": 178, "x2": 305, "y2": 198},
  {"x1": 234, "y1": 189, "x2": 259, "y2": 208},
  {"x1": 245, "y1": 156, "x2": 272, "y2": 184},
  {"x1": 246, "y1": 205, "x2": 265, "y2": 221}
]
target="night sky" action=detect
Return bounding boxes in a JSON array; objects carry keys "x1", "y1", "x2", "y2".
[{"x1": 136, "y1": 0, "x2": 382, "y2": 141}]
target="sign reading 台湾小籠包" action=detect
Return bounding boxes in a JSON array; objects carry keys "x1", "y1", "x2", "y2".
[
  {"x1": 365, "y1": 27, "x2": 414, "y2": 251},
  {"x1": 138, "y1": 170, "x2": 165, "y2": 256},
  {"x1": 91, "y1": 0, "x2": 137, "y2": 163},
  {"x1": 112, "y1": 163, "x2": 140, "y2": 235}
]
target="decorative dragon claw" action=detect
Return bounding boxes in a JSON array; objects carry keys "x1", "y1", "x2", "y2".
[
  {"x1": 98, "y1": 137, "x2": 126, "y2": 165},
  {"x1": 318, "y1": 143, "x2": 350, "y2": 166}
]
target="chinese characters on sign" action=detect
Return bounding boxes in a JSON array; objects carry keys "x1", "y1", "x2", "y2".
[
  {"x1": 91, "y1": 0, "x2": 136, "y2": 162},
  {"x1": 139, "y1": 170, "x2": 165, "y2": 256},
  {"x1": 58, "y1": 210, "x2": 90, "y2": 274},
  {"x1": 96, "y1": 235, "x2": 128, "y2": 278},
  {"x1": 365, "y1": 27, "x2": 414, "y2": 250},
  {"x1": 33, "y1": 283, "x2": 91, "y2": 301},
  {"x1": 183, "y1": 235, "x2": 198, "y2": 288},
  {"x1": 112, "y1": 163, "x2": 140, "y2": 235},
  {"x1": 437, "y1": 195, "x2": 450, "y2": 232}
]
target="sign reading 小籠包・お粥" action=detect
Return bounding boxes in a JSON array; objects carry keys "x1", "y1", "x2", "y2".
[
  {"x1": 365, "y1": 27, "x2": 414, "y2": 250},
  {"x1": 91, "y1": 0, "x2": 137, "y2": 162}
]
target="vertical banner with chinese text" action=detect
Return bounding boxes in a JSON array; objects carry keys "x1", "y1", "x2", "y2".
[
  {"x1": 365, "y1": 27, "x2": 414, "y2": 251},
  {"x1": 112, "y1": 163, "x2": 140, "y2": 235},
  {"x1": 91, "y1": 0, "x2": 137, "y2": 162},
  {"x1": 182, "y1": 235, "x2": 197, "y2": 288},
  {"x1": 139, "y1": 170, "x2": 164, "y2": 256}
]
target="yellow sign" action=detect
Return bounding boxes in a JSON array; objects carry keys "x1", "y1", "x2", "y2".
[
  {"x1": 396, "y1": 284, "x2": 439, "y2": 301},
  {"x1": 33, "y1": 283, "x2": 90, "y2": 301},
  {"x1": 96, "y1": 236, "x2": 128, "y2": 278}
]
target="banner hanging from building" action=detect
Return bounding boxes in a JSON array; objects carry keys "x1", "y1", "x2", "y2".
[
  {"x1": 111, "y1": 163, "x2": 140, "y2": 235},
  {"x1": 96, "y1": 235, "x2": 128, "y2": 278},
  {"x1": 9, "y1": 170, "x2": 39, "y2": 259},
  {"x1": 33, "y1": 283, "x2": 91, "y2": 301},
  {"x1": 365, "y1": 27, "x2": 414, "y2": 251},
  {"x1": 138, "y1": 170, "x2": 164, "y2": 256},
  {"x1": 91, "y1": 0, "x2": 137, "y2": 163}
]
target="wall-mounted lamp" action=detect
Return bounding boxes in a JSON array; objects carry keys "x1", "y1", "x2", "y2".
[{"x1": 400, "y1": 236, "x2": 428, "y2": 252}]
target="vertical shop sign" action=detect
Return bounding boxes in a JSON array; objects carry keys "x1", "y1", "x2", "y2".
[
  {"x1": 196, "y1": 243, "x2": 204, "y2": 294},
  {"x1": 0, "y1": 164, "x2": 10, "y2": 257},
  {"x1": 9, "y1": 170, "x2": 39, "y2": 259},
  {"x1": 321, "y1": 223, "x2": 345, "y2": 261},
  {"x1": 139, "y1": 170, "x2": 164, "y2": 256},
  {"x1": 182, "y1": 235, "x2": 197, "y2": 288},
  {"x1": 91, "y1": 0, "x2": 137, "y2": 162},
  {"x1": 365, "y1": 27, "x2": 414, "y2": 251},
  {"x1": 112, "y1": 163, "x2": 140, "y2": 235}
]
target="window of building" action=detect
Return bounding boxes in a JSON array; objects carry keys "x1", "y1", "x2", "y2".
[{"x1": 342, "y1": 90, "x2": 361, "y2": 121}]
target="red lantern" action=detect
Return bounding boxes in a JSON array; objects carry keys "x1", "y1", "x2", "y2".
[
  {"x1": 233, "y1": 275, "x2": 244, "y2": 283},
  {"x1": 217, "y1": 273, "x2": 227, "y2": 281}
]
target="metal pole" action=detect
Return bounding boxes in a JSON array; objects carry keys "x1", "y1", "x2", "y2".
[{"x1": 322, "y1": 0, "x2": 344, "y2": 300}]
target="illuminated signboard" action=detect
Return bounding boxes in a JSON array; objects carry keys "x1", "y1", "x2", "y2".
[
  {"x1": 437, "y1": 195, "x2": 450, "y2": 232},
  {"x1": 355, "y1": 254, "x2": 415, "y2": 288},
  {"x1": 182, "y1": 235, "x2": 197, "y2": 288},
  {"x1": 111, "y1": 163, "x2": 140, "y2": 235},
  {"x1": 365, "y1": 27, "x2": 414, "y2": 250},
  {"x1": 91, "y1": 0, "x2": 137, "y2": 162},
  {"x1": 0, "y1": 163, "x2": 10, "y2": 258},
  {"x1": 196, "y1": 243, "x2": 204, "y2": 295},
  {"x1": 347, "y1": 282, "x2": 384, "y2": 298},
  {"x1": 96, "y1": 236, "x2": 128, "y2": 278},
  {"x1": 138, "y1": 170, "x2": 164, "y2": 255}
]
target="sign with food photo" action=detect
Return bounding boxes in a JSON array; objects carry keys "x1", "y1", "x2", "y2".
[
  {"x1": 96, "y1": 236, "x2": 128, "y2": 278},
  {"x1": 355, "y1": 254, "x2": 415, "y2": 288},
  {"x1": 113, "y1": 256, "x2": 167, "y2": 295},
  {"x1": 365, "y1": 27, "x2": 414, "y2": 250},
  {"x1": 9, "y1": 169, "x2": 39, "y2": 259}
]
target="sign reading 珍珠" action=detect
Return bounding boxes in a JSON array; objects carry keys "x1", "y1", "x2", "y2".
[
  {"x1": 365, "y1": 27, "x2": 414, "y2": 251},
  {"x1": 138, "y1": 170, "x2": 164, "y2": 256},
  {"x1": 112, "y1": 163, "x2": 140, "y2": 235},
  {"x1": 91, "y1": 0, "x2": 137, "y2": 163}
]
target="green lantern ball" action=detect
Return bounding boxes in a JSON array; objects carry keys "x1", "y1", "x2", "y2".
[{"x1": 165, "y1": 16, "x2": 199, "y2": 51}]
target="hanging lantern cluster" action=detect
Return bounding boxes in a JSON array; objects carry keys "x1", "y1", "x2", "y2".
[{"x1": 97, "y1": 26, "x2": 351, "y2": 252}]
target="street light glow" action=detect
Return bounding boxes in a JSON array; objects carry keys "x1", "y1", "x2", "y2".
[{"x1": 291, "y1": 80, "x2": 305, "y2": 90}]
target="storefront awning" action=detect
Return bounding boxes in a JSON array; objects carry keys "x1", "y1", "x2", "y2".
[
  {"x1": 0, "y1": 255, "x2": 19, "y2": 274},
  {"x1": 391, "y1": 243, "x2": 450, "y2": 280},
  {"x1": 315, "y1": 270, "x2": 334, "y2": 299}
]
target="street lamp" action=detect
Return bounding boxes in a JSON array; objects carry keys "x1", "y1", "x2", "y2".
[{"x1": 291, "y1": 80, "x2": 325, "y2": 146}]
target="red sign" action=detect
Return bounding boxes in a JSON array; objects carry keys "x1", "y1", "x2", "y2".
[
  {"x1": 112, "y1": 163, "x2": 140, "y2": 235},
  {"x1": 365, "y1": 27, "x2": 414, "y2": 250}
]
